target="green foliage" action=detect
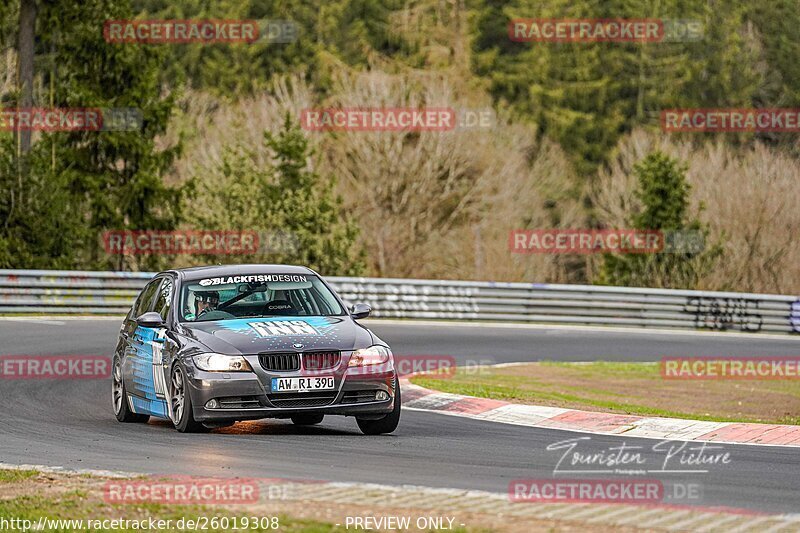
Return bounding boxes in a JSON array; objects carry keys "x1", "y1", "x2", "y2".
[
  {"x1": 599, "y1": 151, "x2": 720, "y2": 288},
  {"x1": 631, "y1": 152, "x2": 690, "y2": 230},
  {"x1": 473, "y1": 0, "x2": 767, "y2": 173},
  {"x1": 0, "y1": 136, "x2": 86, "y2": 269},
  {"x1": 129, "y1": 0, "x2": 315, "y2": 95},
  {"x1": 192, "y1": 115, "x2": 364, "y2": 276},
  {"x1": 0, "y1": 0, "x2": 182, "y2": 271},
  {"x1": 3, "y1": 0, "x2": 800, "y2": 289},
  {"x1": 129, "y1": 0, "x2": 410, "y2": 96},
  {"x1": 743, "y1": 0, "x2": 800, "y2": 154}
]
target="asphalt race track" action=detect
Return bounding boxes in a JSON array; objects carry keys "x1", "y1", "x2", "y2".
[{"x1": 1, "y1": 318, "x2": 800, "y2": 514}]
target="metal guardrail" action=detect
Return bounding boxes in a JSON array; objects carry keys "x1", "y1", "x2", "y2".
[{"x1": 1, "y1": 269, "x2": 798, "y2": 335}]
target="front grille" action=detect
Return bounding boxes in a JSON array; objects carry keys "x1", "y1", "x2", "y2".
[
  {"x1": 259, "y1": 353, "x2": 300, "y2": 372},
  {"x1": 217, "y1": 396, "x2": 262, "y2": 409},
  {"x1": 342, "y1": 390, "x2": 378, "y2": 404},
  {"x1": 303, "y1": 351, "x2": 341, "y2": 371},
  {"x1": 267, "y1": 392, "x2": 337, "y2": 408}
]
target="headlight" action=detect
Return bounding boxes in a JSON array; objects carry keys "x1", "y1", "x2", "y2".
[
  {"x1": 348, "y1": 345, "x2": 391, "y2": 367},
  {"x1": 193, "y1": 353, "x2": 252, "y2": 372}
]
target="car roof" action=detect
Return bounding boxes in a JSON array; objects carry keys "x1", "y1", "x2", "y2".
[{"x1": 164, "y1": 264, "x2": 316, "y2": 282}]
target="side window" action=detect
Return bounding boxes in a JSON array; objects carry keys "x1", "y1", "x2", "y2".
[
  {"x1": 133, "y1": 279, "x2": 162, "y2": 318},
  {"x1": 153, "y1": 278, "x2": 174, "y2": 320}
]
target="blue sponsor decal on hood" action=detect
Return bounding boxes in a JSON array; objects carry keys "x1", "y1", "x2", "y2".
[{"x1": 214, "y1": 316, "x2": 337, "y2": 338}]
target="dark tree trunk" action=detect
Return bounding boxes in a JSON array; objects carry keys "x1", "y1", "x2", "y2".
[{"x1": 17, "y1": 0, "x2": 37, "y2": 156}]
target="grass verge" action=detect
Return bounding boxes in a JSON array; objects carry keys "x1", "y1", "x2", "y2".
[{"x1": 0, "y1": 469, "x2": 494, "y2": 533}]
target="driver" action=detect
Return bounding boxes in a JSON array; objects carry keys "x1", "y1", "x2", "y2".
[{"x1": 187, "y1": 290, "x2": 219, "y2": 320}]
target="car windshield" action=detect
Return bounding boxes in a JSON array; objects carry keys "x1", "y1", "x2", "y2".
[{"x1": 180, "y1": 273, "x2": 344, "y2": 322}]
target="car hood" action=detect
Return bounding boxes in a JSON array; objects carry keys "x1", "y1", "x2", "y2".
[{"x1": 179, "y1": 316, "x2": 374, "y2": 355}]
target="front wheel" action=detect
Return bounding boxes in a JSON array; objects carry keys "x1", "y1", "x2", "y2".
[
  {"x1": 356, "y1": 379, "x2": 401, "y2": 435},
  {"x1": 170, "y1": 364, "x2": 206, "y2": 433},
  {"x1": 112, "y1": 357, "x2": 149, "y2": 423}
]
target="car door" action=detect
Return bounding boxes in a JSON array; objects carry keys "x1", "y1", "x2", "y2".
[
  {"x1": 120, "y1": 277, "x2": 161, "y2": 369},
  {"x1": 124, "y1": 277, "x2": 170, "y2": 419},
  {"x1": 149, "y1": 276, "x2": 178, "y2": 420}
]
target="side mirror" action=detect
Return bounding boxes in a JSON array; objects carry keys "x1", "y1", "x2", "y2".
[
  {"x1": 350, "y1": 303, "x2": 372, "y2": 320},
  {"x1": 136, "y1": 311, "x2": 165, "y2": 328}
]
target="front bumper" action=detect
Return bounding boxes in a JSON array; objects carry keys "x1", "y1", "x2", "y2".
[{"x1": 184, "y1": 361, "x2": 396, "y2": 422}]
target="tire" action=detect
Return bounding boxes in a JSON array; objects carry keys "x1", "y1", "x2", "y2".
[
  {"x1": 356, "y1": 379, "x2": 401, "y2": 435},
  {"x1": 291, "y1": 414, "x2": 324, "y2": 426},
  {"x1": 112, "y1": 357, "x2": 149, "y2": 423},
  {"x1": 170, "y1": 364, "x2": 206, "y2": 433}
]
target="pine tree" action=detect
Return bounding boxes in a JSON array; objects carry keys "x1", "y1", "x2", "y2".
[
  {"x1": 473, "y1": 0, "x2": 765, "y2": 173},
  {"x1": 193, "y1": 115, "x2": 364, "y2": 275},
  {"x1": 0, "y1": 0, "x2": 181, "y2": 270},
  {"x1": 600, "y1": 151, "x2": 719, "y2": 288}
]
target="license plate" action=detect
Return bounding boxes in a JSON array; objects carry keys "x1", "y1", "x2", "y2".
[{"x1": 271, "y1": 376, "x2": 335, "y2": 392}]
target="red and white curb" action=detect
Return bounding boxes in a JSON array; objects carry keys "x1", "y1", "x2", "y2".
[{"x1": 400, "y1": 379, "x2": 800, "y2": 447}]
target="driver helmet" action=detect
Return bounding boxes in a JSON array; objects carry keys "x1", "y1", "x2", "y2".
[{"x1": 195, "y1": 290, "x2": 220, "y2": 306}]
